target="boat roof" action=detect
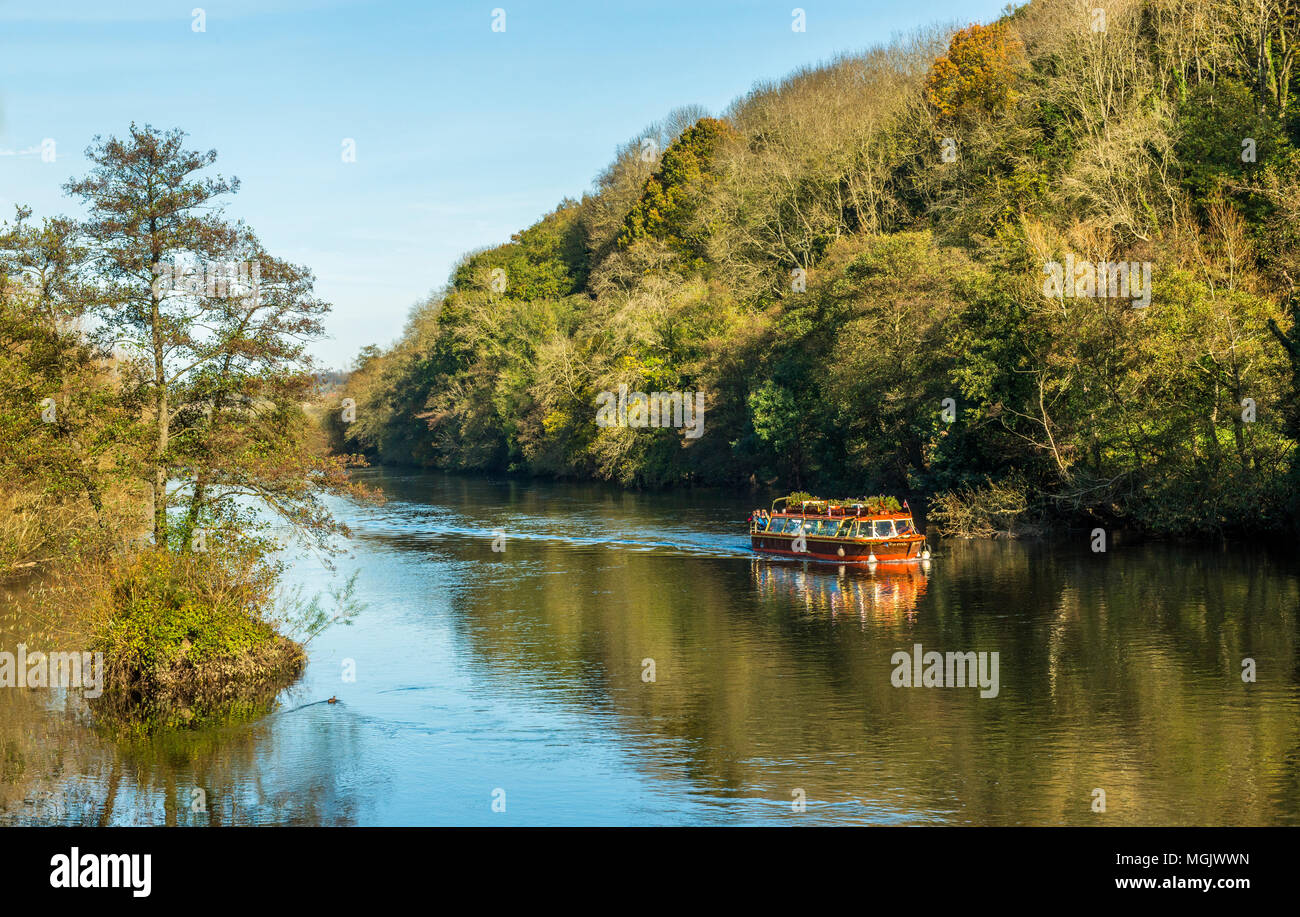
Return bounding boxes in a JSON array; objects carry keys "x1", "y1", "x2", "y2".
[{"x1": 764, "y1": 508, "x2": 912, "y2": 519}]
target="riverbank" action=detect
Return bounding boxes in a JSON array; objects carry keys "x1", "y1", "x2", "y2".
[{"x1": 315, "y1": 450, "x2": 1300, "y2": 544}]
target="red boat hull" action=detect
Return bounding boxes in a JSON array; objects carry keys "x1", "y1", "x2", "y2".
[{"x1": 751, "y1": 532, "x2": 926, "y2": 564}]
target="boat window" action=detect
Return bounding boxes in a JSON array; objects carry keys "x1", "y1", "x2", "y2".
[
  {"x1": 895, "y1": 518, "x2": 914, "y2": 535},
  {"x1": 872, "y1": 520, "x2": 896, "y2": 538}
]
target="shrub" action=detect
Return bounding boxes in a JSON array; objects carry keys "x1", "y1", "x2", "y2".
[
  {"x1": 928, "y1": 477, "x2": 1032, "y2": 537},
  {"x1": 91, "y1": 548, "x2": 304, "y2": 727}
]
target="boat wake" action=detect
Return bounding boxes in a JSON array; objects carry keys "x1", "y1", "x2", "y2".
[{"x1": 350, "y1": 509, "x2": 754, "y2": 560}]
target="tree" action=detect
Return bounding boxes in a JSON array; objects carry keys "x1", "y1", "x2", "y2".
[
  {"x1": 65, "y1": 124, "x2": 360, "y2": 554},
  {"x1": 924, "y1": 23, "x2": 1023, "y2": 122},
  {"x1": 0, "y1": 208, "x2": 134, "y2": 568},
  {"x1": 617, "y1": 117, "x2": 737, "y2": 265}
]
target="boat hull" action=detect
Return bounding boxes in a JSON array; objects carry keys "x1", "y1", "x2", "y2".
[{"x1": 750, "y1": 532, "x2": 925, "y2": 564}]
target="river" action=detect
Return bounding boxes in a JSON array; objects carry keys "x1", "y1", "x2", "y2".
[{"x1": 2, "y1": 469, "x2": 1297, "y2": 825}]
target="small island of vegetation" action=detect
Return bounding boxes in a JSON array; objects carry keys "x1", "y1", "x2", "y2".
[{"x1": 1, "y1": 125, "x2": 366, "y2": 729}]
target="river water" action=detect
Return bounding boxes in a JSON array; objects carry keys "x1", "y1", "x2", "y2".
[{"x1": 2, "y1": 469, "x2": 1297, "y2": 825}]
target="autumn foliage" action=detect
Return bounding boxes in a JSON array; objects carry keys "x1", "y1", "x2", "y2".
[{"x1": 924, "y1": 23, "x2": 1023, "y2": 120}]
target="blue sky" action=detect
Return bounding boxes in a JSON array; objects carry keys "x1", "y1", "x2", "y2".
[{"x1": 1, "y1": 0, "x2": 1007, "y2": 367}]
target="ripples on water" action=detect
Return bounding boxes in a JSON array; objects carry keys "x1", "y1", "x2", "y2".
[{"x1": 1, "y1": 469, "x2": 1297, "y2": 825}]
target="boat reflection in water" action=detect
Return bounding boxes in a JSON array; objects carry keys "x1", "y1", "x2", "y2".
[{"x1": 750, "y1": 556, "x2": 929, "y2": 625}]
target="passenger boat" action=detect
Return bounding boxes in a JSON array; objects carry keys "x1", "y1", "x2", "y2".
[{"x1": 749, "y1": 495, "x2": 930, "y2": 565}]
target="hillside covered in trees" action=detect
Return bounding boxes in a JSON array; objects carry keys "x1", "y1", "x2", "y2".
[{"x1": 332, "y1": 0, "x2": 1300, "y2": 537}]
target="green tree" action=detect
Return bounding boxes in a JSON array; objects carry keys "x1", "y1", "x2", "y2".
[
  {"x1": 65, "y1": 124, "x2": 359, "y2": 554},
  {"x1": 617, "y1": 117, "x2": 737, "y2": 264}
]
